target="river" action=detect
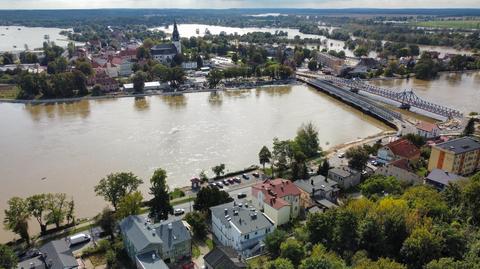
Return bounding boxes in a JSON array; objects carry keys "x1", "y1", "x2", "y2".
[
  {"x1": 0, "y1": 26, "x2": 80, "y2": 52},
  {"x1": 0, "y1": 84, "x2": 390, "y2": 242},
  {"x1": 369, "y1": 71, "x2": 480, "y2": 114}
]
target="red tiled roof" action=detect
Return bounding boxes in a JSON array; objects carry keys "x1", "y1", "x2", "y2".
[
  {"x1": 252, "y1": 179, "x2": 301, "y2": 210},
  {"x1": 416, "y1": 121, "x2": 438, "y2": 133},
  {"x1": 389, "y1": 158, "x2": 414, "y2": 173},
  {"x1": 386, "y1": 138, "x2": 421, "y2": 160}
]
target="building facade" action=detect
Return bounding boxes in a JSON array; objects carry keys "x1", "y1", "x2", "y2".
[
  {"x1": 210, "y1": 201, "x2": 274, "y2": 258},
  {"x1": 377, "y1": 138, "x2": 421, "y2": 164},
  {"x1": 375, "y1": 158, "x2": 422, "y2": 184},
  {"x1": 151, "y1": 21, "x2": 181, "y2": 64},
  {"x1": 428, "y1": 137, "x2": 480, "y2": 176},
  {"x1": 251, "y1": 179, "x2": 301, "y2": 226},
  {"x1": 327, "y1": 165, "x2": 361, "y2": 189}
]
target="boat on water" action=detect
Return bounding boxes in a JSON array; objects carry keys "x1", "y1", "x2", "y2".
[
  {"x1": 44, "y1": 34, "x2": 50, "y2": 39},
  {"x1": 13, "y1": 45, "x2": 17, "y2": 48},
  {"x1": 18, "y1": 28, "x2": 21, "y2": 30},
  {"x1": 196, "y1": 28, "x2": 200, "y2": 34}
]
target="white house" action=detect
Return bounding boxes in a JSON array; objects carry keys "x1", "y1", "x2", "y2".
[
  {"x1": 210, "y1": 201, "x2": 274, "y2": 258},
  {"x1": 415, "y1": 121, "x2": 440, "y2": 139}
]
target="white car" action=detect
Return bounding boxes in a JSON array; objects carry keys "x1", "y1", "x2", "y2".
[
  {"x1": 337, "y1": 152, "x2": 345, "y2": 158},
  {"x1": 174, "y1": 208, "x2": 185, "y2": 216}
]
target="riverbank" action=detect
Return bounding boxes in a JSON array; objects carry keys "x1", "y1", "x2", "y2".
[{"x1": 0, "y1": 81, "x2": 298, "y2": 104}]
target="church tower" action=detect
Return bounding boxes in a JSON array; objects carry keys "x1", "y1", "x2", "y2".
[{"x1": 172, "y1": 20, "x2": 181, "y2": 54}]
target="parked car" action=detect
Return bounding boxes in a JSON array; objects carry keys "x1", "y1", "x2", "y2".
[
  {"x1": 237, "y1": 193, "x2": 247, "y2": 199},
  {"x1": 370, "y1": 160, "x2": 378, "y2": 166},
  {"x1": 228, "y1": 178, "x2": 235, "y2": 184},
  {"x1": 337, "y1": 152, "x2": 345, "y2": 158},
  {"x1": 242, "y1": 174, "x2": 250, "y2": 179},
  {"x1": 252, "y1": 172, "x2": 260, "y2": 178},
  {"x1": 216, "y1": 182, "x2": 223, "y2": 188},
  {"x1": 233, "y1": 177, "x2": 241, "y2": 183},
  {"x1": 222, "y1": 179, "x2": 230, "y2": 186},
  {"x1": 68, "y1": 233, "x2": 91, "y2": 247},
  {"x1": 174, "y1": 208, "x2": 185, "y2": 216},
  {"x1": 209, "y1": 182, "x2": 216, "y2": 188}
]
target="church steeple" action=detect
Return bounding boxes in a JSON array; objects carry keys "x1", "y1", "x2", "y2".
[{"x1": 172, "y1": 19, "x2": 180, "y2": 42}]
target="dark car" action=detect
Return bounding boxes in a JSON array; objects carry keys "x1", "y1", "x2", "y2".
[
  {"x1": 217, "y1": 182, "x2": 224, "y2": 188},
  {"x1": 242, "y1": 174, "x2": 250, "y2": 179},
  {"x1": 252, "y1": 172, "x2": 260, "y2": 178},
  {"x1": 233, "y1": 177, "x2": 241, "y2": 183},
  {"x1": 237, "y1": 193, "x2": 247, "y2": 199},
  {"x1": 222, "y1": 179, "x2": 229, "y2": 186},
  {"x1": 228, "y1": 178, "x2": 235, "y2": 184}
]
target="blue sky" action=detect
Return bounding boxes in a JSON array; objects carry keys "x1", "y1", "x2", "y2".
[{"x1": 2, "y1": 0, "x2": 480, "y2": 9}]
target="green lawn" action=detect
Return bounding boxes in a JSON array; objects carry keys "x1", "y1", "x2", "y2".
[
  {"x1": 247, "y1": 255, "x2": 270, "y2": 269},
  {"x1": 0, "y1": 87, "x2": 19, "y2": 99},
  {"x1": 413, "y1": 20, "x2": 480, "y2": 30},
  {"x1": 192, "y1": 244, "x2": 201, "y2": 258}
]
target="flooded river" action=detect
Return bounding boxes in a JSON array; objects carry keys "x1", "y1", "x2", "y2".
[{"x1": 0, "y1": 85, "x2": 389, "y2": 242}]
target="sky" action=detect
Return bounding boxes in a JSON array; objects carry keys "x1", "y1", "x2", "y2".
[{"x1": 2, "y1": 0, "x2": 480, "y2": 9}]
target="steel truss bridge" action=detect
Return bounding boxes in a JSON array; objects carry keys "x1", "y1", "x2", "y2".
[{"x1": 321, "y1": 75, "x2": 463, "y2": 119}]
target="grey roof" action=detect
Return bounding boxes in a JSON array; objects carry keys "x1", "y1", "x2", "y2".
[
  {"x1": 294, "y1": 175, "x2": 339, "y2": 193},
  {"x1": 119, "y1": 215, "x2": 163, "y2": 252},
  {"x1": 316, "y1": 199, "x2": 339, "y2": 209},
  {"x1": 151, "y1": 44, "x2": 178, "y2": 55},
  {"x1": 329, "y1": 166, "x2": 358, "y2": 178},
  {"x1": 426, "y1": 169, "x2": 464, "y2": 186},
  {"x1": 17, "y1": 256, "x2": 45, "y2": 269},
  {"x1": 39, "y1": 240, "x2": 78, "y2": 269},
  {"x1": 136, "y1": 251, "x2": 170, "y2": 269},
  {"x1": 119, "y1": 215, "x2": 191, "y2": 253},
  {"x1": 211, "y1": 201, "x2": 274, "y2": 235},
  {"x1": 204, "y1": 246, "x2": 247, "y2": 269},
  {"x1": 435, "y1": 137, "x2": 480, "y2": 154}
]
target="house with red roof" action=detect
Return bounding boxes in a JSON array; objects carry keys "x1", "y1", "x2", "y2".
[
  {"x1": 377, "y1": 138, "x2": 421, "y2": 165},
  {"x1": 251, "y1": 179, "x2": 301, "y2": 226},
  {"x1": 415, "y1": 121, "x2": 440, "y2": 139}
]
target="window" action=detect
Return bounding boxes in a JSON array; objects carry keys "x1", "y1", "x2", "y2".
[{"x1": 244, "y1": 234, "x2": 250, "y2": 239}]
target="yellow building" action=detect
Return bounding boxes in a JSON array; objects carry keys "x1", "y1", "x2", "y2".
[{"x1": 428, "y1": 137, "x2": 480, "y2": 176}]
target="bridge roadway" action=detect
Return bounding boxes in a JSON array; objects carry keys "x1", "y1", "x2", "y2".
[{"x1": 297, "y1": 75, "x2": 405, "y2": 130}]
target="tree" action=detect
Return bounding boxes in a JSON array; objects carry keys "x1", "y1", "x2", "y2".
[
  {"x1": 265, "y1": 229, "x2": 288, "y2": 257},
  {"x1": 95, "y1": 207, "x2": 116, "y2": 240},
  {"x1": 280, "y1": 239, "x2": 304, "y2": 266},
  {"x1": 463, "y1": 118, "x2": 476, "y2": 136},
  {"x1": 231, "y1": 53, "x2": 238, "y2": 64},
  {"x1": 132, "y1": 71, "x2": 147, "y2": 94},
  {"x1": 193, "y1": 186, "x2": 233, "y2": 212},
  {"x1": 76, "y1": 61, "x2": 93, "y2": 77},
  {"x1": 318, "y1": 159, "x2": 330, "y2": 177},
  {"x1": 1, "y1": 52, "x2": 15, "y2": 65},
  {"x1": 27, "y1": 194, "x2": 48, "y2": 233},
  {"x1": 167, "y1": 66, "x2": 186, "y2": 87},
  {"x1": 3, "y1": 197, "x2": 30, "y2": 245},
  {"x1": 148, "y1": 168, "x2": 173, "y2": 222},
  {"x1": 152, "y1": 63, "x2": 169, "y2": 81},
  {"x1": 403, "y1": 134, "x2": 426, "y2": 148},
  {"x1": 259, "y1": 146, "x2": 272, "y2": 172},
  {"x1": 354, "y1": 46, "x2": 368, "y2": 57},
  {"x1": 136, "y1": 46, "x2": 151, "y2": 60},
  {"x1": 94, "y1": 172, "x2": 143, "y2": 211},
  {"x1": 211, "y1": 164, "x2": 226, "y2": 178},
  {"x1": 354, "y1": 257, "x2": 406, "y2": 269},
  {"x1": 267, "y1": 258, "x2": 295, "y2": 269},
  {"x1": 45, "y1": 193, "x2": 69, "y2": 228},
  {"x1": 346, "y1": 146, "x2": 369, "y2": 171},
  {"x1": 92, "y1": 84, "x2": 103, "y2": 96},
  {"x1": 360, "y1": 175, "x2": 403, "y2": 199},
  {"x1": 414, "y1": 53, "x2": 438, "y2": 80},
  {"x1": 295, "y1": 122, "x2": 320, "y2": 158},
  {"x1": 0, "y1": 244, "x2": 17, "y2": 269},
  {"x1": 308, "y1": 60, "x2": 319, "y2": 71},
  {"x1": 184, "y1": 212, "x2": 208, "y2": 240},
  {"x1": 116, "y1": 191, "x2": 143, "y2": 219},
  {"x1": 66, "y1": 200, "x2": 75, "y2": 225},
  {"x1": 207, "y1": 69, "x2": 223, "y2": 89},
  {"x1": 400, "y1": 227, "x2": 442, "y2": 269}
]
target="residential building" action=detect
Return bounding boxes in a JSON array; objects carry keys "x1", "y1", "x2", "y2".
[
  {"x1": 17, "y1": 240, "x2": 78, "y2": 269},
  {"x1": 251, "y1": 179, "x2": 302, "y2": 226},
  {"x1": 316, "y1": 52, "x2": 345, "y2": 75},
  {"x1": 294, "y1": 175, "x2": 340, "y2": 209},
  {"x1": 203, "y1": 246, "x2": 247, "y2": 269},
  {"x1": 151, "y1": 21, "x2": 181, "y2": 64},
  {"x1": 210, "y1": 201, "x2": 274, "y2": 258},
  {"x1": 375, "y1": 158, "x2": 422, "y2": 184},
  {"x1": 88, "y1": 68, "x2": 119, "y2": 92},
  {"x1": 327, "y1": 165, "x2": 361, "y2": 189},
  {"x1": 119, "y1": 215, "x2": 191, "y2": 268},
  {"x1": 425, "y1": 168, "x2": 465, "y2": 190},
  {"x1": 117, "y1": 59, "x2": 133, "y2": 77},
  {"x1": 415, "y1": 121, "x2": 440, "y2": 139},
  {"x1": 428, "y1": 137, "x2": 480, "y2": 176},
  {"x1": 377, "y1": 138, "x2": 421, "y2": 164}
]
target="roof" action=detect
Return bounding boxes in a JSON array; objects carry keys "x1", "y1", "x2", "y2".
[
  {"x1": 389, "y1": 158, "x2": 415, "y2": 173},
  {"x1": 294, "y1": 175, "x2": 339, "y2": 194},
  {"x1": 151, "y1": 44, "x2": 178, "y2": 55},
  {"x1": 316, "y1": 199, "x2": 338, "y2": 209},
  {"x1": 204, "y1": 246, "x2": 247, "y2": 269},
  {"x1": 434, "y1": 137, "x2": 480, "y2": 154},
  {"x1": 329, "y1": 165, "x2": 358, "y2": 178},
  {"x1": 39, "y1": 240, "x2": 78, "y2": 269},
  {"x1": 385, "y1": 138, "x2": 420, "y2": 159},
  {"x1": 426, "y1": 169, "x2": 464, "y2": 186},
  {"x1": 416, "y1": 121, "x2": 438, "y2": 133},
  {"x1": 252, "y1": 179, "x2": 301, "y2": 210},
  {"x1": 210, "y1": 201, "x2": 274, "y2": 235},
  {"x1": 17, "y1": 256, "x2": 46, "y2": 269},
  {"x1": 136, "y1": 251, "x2": 169, "y2": 269},
  {"x1": 119, "y1": 215, "x2": 191, "y2": 254}
]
